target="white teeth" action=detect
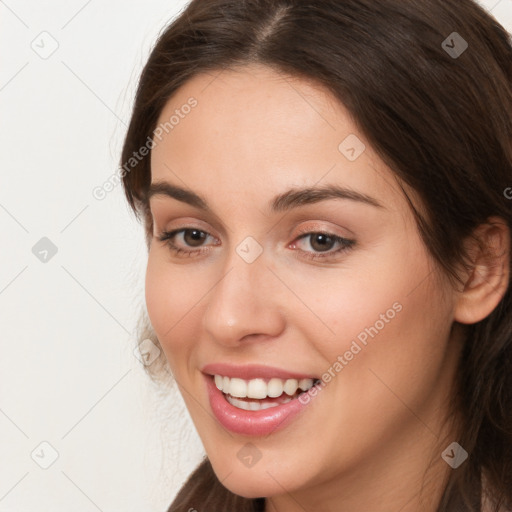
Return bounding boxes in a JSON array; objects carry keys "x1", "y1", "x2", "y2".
[
  {"x1": 283, "y1": 378, "x2": 299, "y2": 396},
  {"x1": 228, "y1": 378, "x2": 247, "y2": 398},
  {"x1": 267, "y1": 378, "x2": 284, "y2": 398},
  {"x1": 299, "y1": 378, "x2": 314, "y2": 391},
  {"x1": 214, "y1": 374, "x2": 315, "y2": 399},
  {"x1": 247, "y1": 378, "x2": 267, "y2": 399},
  {"x1": 225, "y1": 395, "x2": 294, "y2": 411}
]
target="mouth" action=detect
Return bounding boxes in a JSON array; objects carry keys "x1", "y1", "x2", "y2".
[
  {"x1": 202, "y1": 364, "x2": 321, "y2": 436},
  {"x1": 213, "y1": 374, "x2": 320, "y2": 411}
]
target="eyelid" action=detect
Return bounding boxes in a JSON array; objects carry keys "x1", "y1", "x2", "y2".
[
  {"x1": 150, "y1": 208, "x2": 228, "y2": 239},
  {"x1": 153, "y1": 216, "x2": 220, "y2": 238},
  {"x1": 292, "y1": 222, "x2": 353, "y2": 240}
]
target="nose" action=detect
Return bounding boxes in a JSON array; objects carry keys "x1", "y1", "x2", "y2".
[{"x1": 202, "y1": 248, "x2": 285, "y2": 347}]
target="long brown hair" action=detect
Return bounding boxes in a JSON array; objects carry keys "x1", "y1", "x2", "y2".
[{"x1": 120, "y1": 1, "x2": 512, "y2": 510}]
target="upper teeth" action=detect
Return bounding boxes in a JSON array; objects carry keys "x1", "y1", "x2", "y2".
[{"x1": 214, "y1": 375, "x2": 315, "y2": 399}]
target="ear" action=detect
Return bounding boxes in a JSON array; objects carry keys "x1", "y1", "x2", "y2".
[{"x1": 454, "y1": 216, "x2": 510, "y2": 324}]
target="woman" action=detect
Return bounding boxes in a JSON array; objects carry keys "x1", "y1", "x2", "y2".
[{"x1": 120, "y1": 0, "x2": 512, "y2": 510}]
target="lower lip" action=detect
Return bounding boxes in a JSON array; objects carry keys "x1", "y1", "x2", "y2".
[{"x1": 205, "y1": 374, "x2": 312, "y2": 436}]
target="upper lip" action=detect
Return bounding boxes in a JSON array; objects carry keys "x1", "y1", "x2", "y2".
[{"x1": 201, "y1": 363, "x2": 318, "y2": 381}]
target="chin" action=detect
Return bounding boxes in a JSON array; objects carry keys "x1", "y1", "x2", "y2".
[
  {"x1": 219, "y1": 474, "x2": 279, "y2": 499},
  {"x1": 209, "y1": 456, "x2": 303, "y2": 499}
]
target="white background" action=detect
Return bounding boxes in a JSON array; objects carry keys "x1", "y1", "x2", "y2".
[{"x1": 0, "y1": 1, "x2": 511, "y2": 511}]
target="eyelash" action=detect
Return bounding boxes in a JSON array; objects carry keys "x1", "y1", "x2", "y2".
[{"x1": 156, "y1": 227, "x2": 355, "y2": 261}]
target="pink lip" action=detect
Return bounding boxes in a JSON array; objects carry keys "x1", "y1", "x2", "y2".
[
  {"x1": 201, "y1": 362, "x2": 317, "y2": 381},
  {"x1": 204, "y1": 373, "x2": 315, "y2": 437}
]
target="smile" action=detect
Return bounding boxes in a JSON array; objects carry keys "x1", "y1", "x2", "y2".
[
  {"x1": 202, "y1": 364, "x2": 321, "y2": 436},
  {"x1": 214, "y1": 375, "x2": 317, "y2": 411}
]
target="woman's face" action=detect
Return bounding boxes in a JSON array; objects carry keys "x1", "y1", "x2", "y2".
[{"x1": 146, "y1": 64, "x2": 461, "y2": 506}]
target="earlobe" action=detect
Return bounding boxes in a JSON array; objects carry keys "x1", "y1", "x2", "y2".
[{"x1": 454, "y1": 217, "x2": 510, "y2": 325}]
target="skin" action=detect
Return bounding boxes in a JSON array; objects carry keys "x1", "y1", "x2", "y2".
[{"x1": 145, "y1": 63, "x2": 510, "y2": 512}]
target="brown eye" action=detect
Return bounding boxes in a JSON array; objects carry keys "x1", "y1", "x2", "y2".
[
  {"x1": 183, "y1": 229, "x2": 208, "y2": 247},
  {"x1": 157, "y1": 228, "x2": 216, "y2": 258},
  {"x1": 291, "y1": 231, "x2": 356, "y2": 261},
  {"x1": 308, "y1": 233, "x2": 336, "y2": 252}
]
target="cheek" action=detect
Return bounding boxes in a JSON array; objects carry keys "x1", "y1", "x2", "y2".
[
  {"x1": 145, "y1": 254, "x2": 172, "y2": 335},
  {"x1": 319, "y1": 268, "x2": 453, "y2": 430},
  {"x1": 296, "y1": 241, "x2": 451, "y2": 391},
  {"x1": 144, "y1": 251, "x2": 200, "y2": 360},
  {"x1": 280, "y1": 259, "x2": 409, "y2": 361}
]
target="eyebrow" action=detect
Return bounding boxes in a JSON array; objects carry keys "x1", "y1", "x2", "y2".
[{"x1": 146, "y1": 181, "x2": 385, "y2": 213}]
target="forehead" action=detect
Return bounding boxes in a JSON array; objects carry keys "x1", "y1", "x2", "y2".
[
  {"x1": 150, "y1": 63, "x2": 407, "y2": 212},
  {"x1": 153, "y1": 63, "x2": 352, "y2": 157}
]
